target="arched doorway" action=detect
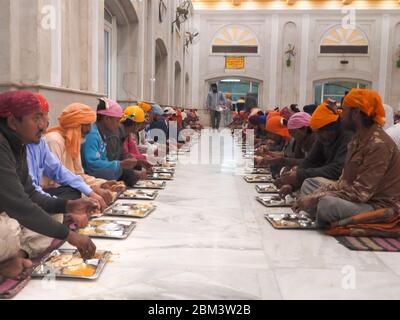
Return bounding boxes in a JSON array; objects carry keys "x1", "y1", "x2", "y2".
[
  {"x1": 155, "y1": 38, "x2": 168, "y2": 104},
  {"x1": 206, "y1": 77, "x2": 261, "y2": 111},
  {"x1": 174, "y1": 61, "x2": 182, "y2": 106}
]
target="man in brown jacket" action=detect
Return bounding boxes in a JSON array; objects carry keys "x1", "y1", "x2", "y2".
[{"x1": 294, "y1": 89, "x2": 400, "y2": 228}]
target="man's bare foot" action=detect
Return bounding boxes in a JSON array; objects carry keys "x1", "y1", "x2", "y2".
[
  {"x1": 16, "y1": 250, "x2": 29, "y2": 259},
  {"x1": 0, "y1": 257, "x2": 33, "y2": 280}
]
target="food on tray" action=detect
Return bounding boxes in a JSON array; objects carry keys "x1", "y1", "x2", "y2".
[
  {"x1": 245, "y1": 175, "x2": 273, "y2": 182},
  {"x1": 111, "y1": 203, "x2": 154, "y2": 217},
  {"x1": 258, "y1": 195, "x2": 295, "y2": 206},
  {"x1": 135, "y1": 180, "x2": 165, "y2": 188},
  {"x1": 62, "y1": 265, "x2": 96, "y2": 277},
  {"x1": 256, "y1": 184, "x2": 278, "y2": 193},
  {"x1": 45, "y1": 254, "x2": 83, "y2": 269},
  {"x1": 122, "y1": 189, "x2": 155, "y2": 198},
  {"x1": 109, "y1": 181, "x2": 126, "y2": 192}
]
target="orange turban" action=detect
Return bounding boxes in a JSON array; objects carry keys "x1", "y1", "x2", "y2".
[
  {"x1": 266, "y1": 115, "x2": 290, "y2": 138},
  {"x1": 47, "y1": 103, "x2": 96, "y2": 160},
  {"x1": 225, "y1": 93, "x2": 231, "y2": 99},
  {"x1": 309, "y1": 101, "x2": 340, "y2": 130},
  {"x1": 266, "y1": 111, "x2": 280, "y2": 121},
  {"x1": 138, "y1": 101, "x2": 152, "y2": 113},
  {"x1": 342, "y1": 89, "x2": 385, "y2": 126}
]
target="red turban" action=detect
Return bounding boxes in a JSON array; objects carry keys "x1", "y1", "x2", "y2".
[
  {"x1": 33, "y1": 93, "x2": 49, "y2": 113},
  {"x1": 0, "y1": 90, "x2": 41, "y2": 118}
]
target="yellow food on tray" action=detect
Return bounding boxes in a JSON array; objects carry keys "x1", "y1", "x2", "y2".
[{"x1": 62, "y1": 264, "x2": 96, "y2": 277}]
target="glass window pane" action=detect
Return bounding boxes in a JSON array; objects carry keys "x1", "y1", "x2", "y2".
[{"x1": 315, "y1": 84, "x2": 322, "y2": 105}]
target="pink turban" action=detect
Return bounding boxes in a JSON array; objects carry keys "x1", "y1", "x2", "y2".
[
  {"x1": 288, "y1": 112, "x2": 311, "y2": 130},
  {"x1": 97, "y1": 98, "x2": 123, "y2": 118}
]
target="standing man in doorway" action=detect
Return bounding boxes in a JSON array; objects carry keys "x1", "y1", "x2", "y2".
[{"x1": 206, "y1": 83, "x2": 226, "y2": 130}]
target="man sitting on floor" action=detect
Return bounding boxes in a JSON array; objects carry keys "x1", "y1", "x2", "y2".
[
  {"x1": 81, "y1": 98, "x2": 146, "y2": 187},
  {"x1": 26, "y1": 95, "x2": 107, "y2": 210},
  {"x1": 0, "y1": 91, "x2": 97, "y2": 280},
  {"x1": 278, "y1": 101, "x2": 353, "y2": 197},
  {"x1": 293, "y1": 89, "x2": 400, "y2": 228},
  {"x1": 45, "y1": 103, "x2": 120, "y2": 206}
]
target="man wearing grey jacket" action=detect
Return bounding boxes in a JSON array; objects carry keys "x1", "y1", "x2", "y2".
[{"x1": 206, "y1": 83, "x2": 226, "y2": 130}]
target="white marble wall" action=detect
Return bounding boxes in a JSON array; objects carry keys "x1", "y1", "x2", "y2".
[
  {"x1": 0, "y1": 0, "x2": 194, "y2": 126},
  {"x1": 192, "y1": 8, "x2": 400, "y2": 113}
]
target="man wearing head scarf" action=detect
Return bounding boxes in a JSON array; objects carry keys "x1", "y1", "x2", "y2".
[
  {"x1": 278, "y1": 100, "x2": 353, "y2": 197},
  {"x1": 26, "y1": 97, "x2": 105, "y2": 206},
  {"x1": 137, "y1": 103, "x2": 164, "y2": 159},
  {"x1": 294, "y1": 89, "x2": 400, "y2": 228},
  {"x1": 44, "y1": 102, "x2": 117, "y2": 207},
  {"x1": 255, "y1": 112, "x2": 315, "y2": 170},
  {"x1": 81, "y1": 98, "x2": 147, "y2": 187},
  {"x1": 120, "y1": 105, "x2": 150, "y2": 162},
  {"x1": 0, "y1": 91, "x2": 97, "y2": 280}
]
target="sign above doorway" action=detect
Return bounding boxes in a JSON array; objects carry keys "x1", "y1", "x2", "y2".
[{"x1": 225, "y1": 56, "x2": 245, "y2": 69}]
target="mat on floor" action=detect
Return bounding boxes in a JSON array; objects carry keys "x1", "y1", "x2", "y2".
[
  {"x1": 335, "y1": 236, "x2": 400, "y2": 252},
  {"x1": 326, "y1": 208, "x2": 400, "y2": 238},
  {"x1": 0, "y1": 239, "x2": 64, "y2": 299}
]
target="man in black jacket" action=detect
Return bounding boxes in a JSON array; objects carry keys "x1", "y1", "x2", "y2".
[
  {"x1": 0, "y1": 91, "x2": 97, "y2": 280},
  {"x1": 278, "y1": 101, "x2": 353, "y2": 197}
]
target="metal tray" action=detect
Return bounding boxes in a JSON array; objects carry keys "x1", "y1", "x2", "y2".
[
  {"x1": 243, "y1": 175, "x2": 274, "y2": 183},
  {"x1": 256, "y1": 195, "x2": 295, "y2": 208},
  {"x1": 245, "y1": 168, "x2": 271, "y2": 175},
  {"x1": 133, "y1": 180, "x2": 166, "y2": 189},
  {"x1": 154, "y1": 167, "x2": 175, "y2": 174},
  {"x1": 147, "y1": 172, "x2": 174, "y2": 180},
  {"x1": 31, "y1": 249, "x2": 111, "y2": 280},
  {"x1": 104, "y1": 202, "x2": 156, "y2": 218},
  {"x1": 119, "y1": 189, "x2": 158, "y2": 200},
  {"x1": 242, "y1": 154, "x2": 254, "y2": 159},
  {"x1": 264, "y1": 213, "x2": 316, "y2": 230},
  {"x1": 77, "y1": 218, "x2": 136, "y2": 239},
  {"x1": 255, "y1": 184, "x2": 279, "y2": 193}
]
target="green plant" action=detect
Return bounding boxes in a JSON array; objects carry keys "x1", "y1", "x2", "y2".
[
  {"x1": 397, "y1": 58, "x2": 400, "y2": 69},
  {"x1": 285, "y1": 44, "x2": 296, "y2": 68}
]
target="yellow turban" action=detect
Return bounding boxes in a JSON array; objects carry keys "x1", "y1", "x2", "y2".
[{"x1": 121, "y1": 105, "x2": 145, "y2": 123}]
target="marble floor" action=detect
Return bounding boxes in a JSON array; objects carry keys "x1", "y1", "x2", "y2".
[{"x1": 16, "y1": 131, "x2": 400, "y2": 300}]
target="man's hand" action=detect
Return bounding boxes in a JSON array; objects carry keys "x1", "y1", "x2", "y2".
[
  {"x1": 280, "y1": 170, "x2": 298, "y2": 186},
  {"x1": 66, "y1": 231, "x2": 96, "y2": 259},
  {"x1": 279, "y1": 185, "x2": 293, "y2": 199},
  {"x1": 66, "y1": 198, "x2": 100, "y2": 217},
  {"x1": 134, "y1": 168, "x2": 148, "y2": 181},
  {"x1": 89, "y1": 191, "x2": 107, "y2": 210},
  {"x1": 0, "y1": 257, "x2": 32, "y2": 280},
  {"x1": 120, "y1": 158, "x2": 138, "y2": 170},
  {"x1": 292, "y1": 194, "x2": 320, "y2": 213},
  {"x1": 100, "y1": 181, "x2": 126, "y2": 193},
  {"x1": 69, "y1": 213, "x2": 89, "y2": 228},
  {"x1": 137, "y1": 159, "x2": 154, "y2": 174},
  {"x1": 92, "y1": 187, "x2": 113, "y2": 206}
]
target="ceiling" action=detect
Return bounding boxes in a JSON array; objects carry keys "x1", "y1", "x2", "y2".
[{"x1": 192, "y1": 0, "x2": 400, "y2": 10}]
